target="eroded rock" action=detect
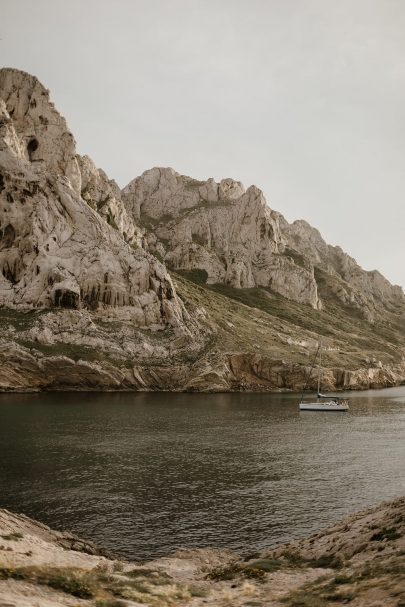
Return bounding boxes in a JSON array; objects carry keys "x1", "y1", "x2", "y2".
[
  {"x1": 123, "y1": 168, "x2": 321, "y2": 308},
  {"x1": 0, "y1": 69, "x2": 187, "y2": 329}
]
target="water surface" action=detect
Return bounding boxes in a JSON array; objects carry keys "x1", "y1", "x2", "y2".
[{"x1": 0, "y1": 387, "x2": 404, "y2": 560}]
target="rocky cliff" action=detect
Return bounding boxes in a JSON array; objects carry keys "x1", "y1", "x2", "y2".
[
  {"x1": 0, "y1": 68, "x2": 404, "y2": 392},
  {"x1": 0, "y1": 69, "x2": 184, "y2": 325},
  {"x1": 123, "y1": 168, "x2": 321, "y2": 309},
  {"x1": 123, "y1": 167, "x2": 404, "y2": 321}
]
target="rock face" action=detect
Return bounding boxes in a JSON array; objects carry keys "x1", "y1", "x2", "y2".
[
  {"x1": 123, "y1": 167, "x2": 404, "y2": 319},
  {"x1": 77, "y1": 154, "x2": 142, "y2": 247},
  {"x1": 0, "y1": 68, "x2": 404, "y2": 393},
  {"x1": 0, "y1": 69, "x2": 185, "y2": 328},
  {"x1": 123, "y1": 168, "x2": 321, "y2": 308},
  {"x1": 0, "y1": 68, "x2": 81, "y2": 193},
  {"x1": 281, "y1": 218, "x2": 404, "y2": 320}
]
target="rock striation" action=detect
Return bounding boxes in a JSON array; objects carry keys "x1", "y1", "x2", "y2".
[
  {"x1": 123, "y1": 167, "x2": 404, "y2": 320},
  {"x1": 123, "y1": 167, "x2": 321, "y2": 308},
  {"x1": 0, "y1": 69, "x2": 185, "y2": 328}
]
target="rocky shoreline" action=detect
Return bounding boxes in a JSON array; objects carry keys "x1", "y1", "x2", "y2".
[
  {"x1": 0, "y1": 344, "x2": 404, "y2": 393},
  {"x1": 0, "y1": 497, "x2": 403, "y2": 606}
]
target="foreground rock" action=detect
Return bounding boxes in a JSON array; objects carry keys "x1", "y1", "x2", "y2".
[{"x1": 0, "y1": 497, "x2": 403, "y2": 606}]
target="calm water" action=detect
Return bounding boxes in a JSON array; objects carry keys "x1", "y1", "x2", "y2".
[{"x1": 0, "y1": 388, "x2": 404, "y2": 560}]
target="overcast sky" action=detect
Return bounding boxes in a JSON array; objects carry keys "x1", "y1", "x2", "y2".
[{"x1": 2, "y1": 0, "x2": 405, "y2": 288}]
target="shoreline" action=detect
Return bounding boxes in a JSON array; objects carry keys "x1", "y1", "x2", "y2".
[
  {"x1": 0, "y1": 497, "x2": 403, "y2": 606},
  {"x1": 0, "y1": 380, "x2": 404, "y2": 394}
]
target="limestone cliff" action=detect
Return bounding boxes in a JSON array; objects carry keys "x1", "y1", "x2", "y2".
[
  {"x1": 123, "y1": 167, "x2": 404, "y2": 321},
  {"x1": 0, "y1": 68, "x2": 184, "y2": 327},
  {"x1": 0, "y1": 68, "x2": 404, "y2": 393},
  {"x1": 77, "y1": 154, "x2": 142, "y2": 248},
  {"x1": 281, "y1": 217, "x2": 404, "y2": 321},
  {"x1": 123, "y1": 168, "x2": 321, "y2": 309}
]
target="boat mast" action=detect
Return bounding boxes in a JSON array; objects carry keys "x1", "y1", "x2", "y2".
[
  {"x1": 317, "y1": 342, "x2": 322, "y2": 397},
  {"x1": 300, "y1": 342, "x2": 321, "y2": 403}
]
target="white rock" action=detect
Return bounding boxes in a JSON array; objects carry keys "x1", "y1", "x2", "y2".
[
  {"x1": 0, "y1": 69, "x2": 186, "y2": 328},
  {"x1": 123, "y1": 168, "x2": 321, "y2": 308}
]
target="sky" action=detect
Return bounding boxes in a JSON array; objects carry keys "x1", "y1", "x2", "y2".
[{"x1": 2, "y1": 0, "x2": 405, "y2": 288}]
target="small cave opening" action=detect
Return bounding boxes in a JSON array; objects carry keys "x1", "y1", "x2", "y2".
[
  {"x1": 0, "y1": 224, "x2": 16, "y2": 249},
  {"x1": 27, "y1": 138, "x2": 39, "y2": 161}
]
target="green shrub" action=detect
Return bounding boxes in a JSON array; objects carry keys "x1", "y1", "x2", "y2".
[
  {"x1": 1, "y1": 532, "x2": 23, "y2": 541},
  {"x1": 176, "y1": 269, "x2": 208, "y2": 285},
  {"x1": 205, "y1": 562, "x2": 265, "y2": 581}
]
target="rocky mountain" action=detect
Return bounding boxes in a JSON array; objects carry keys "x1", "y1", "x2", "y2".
[
  {"x1": 123, "y1": 166, "x2": 404, "y2": 321},
  {"x1": 0, "y1": 68, "x2": 404, "y2": 392},
  {"x1": 0, "y1": 69, "x2": 182, "y2": 321},
  {"x1": 123, "y1": 167, "x2": 321, "y2": 309}
]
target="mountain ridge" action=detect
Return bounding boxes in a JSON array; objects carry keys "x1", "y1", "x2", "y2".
[
  {"x1": 122, "y1": 166, "x2": 403, "y2": 322},
  {"x1": 0, "y1": 67, "x2": 404, "y2": 392}
]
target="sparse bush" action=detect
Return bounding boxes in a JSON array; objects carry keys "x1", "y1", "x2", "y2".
[
  {"x1": 205, "y1": 562, "x2": 265, "y2": 581},
  {"x1": 247, "y1": 558, "x2": 282, "y2": 572},
  {"x1": 333, "y1": 574, "x2": 352, "y2": 585},
  {"x1": 95, "y1": 600, "x2": 126, "y2": 607},
  {"x1": 1, "y1": 532, "x2": 23, "y2": 541},
  {"x1": 106, "y1": 211, "x2": 119, "y2": 230},
  {"x1": 205, "y1": 563, "x2": 243, "y2": 581},
  {"x1": 124, "y1": 567, "x2": 172, "y2": 585},
  {"x1": 176, "y1": 269, "x2": 208, "y2": 285},
  {"x1": 243, "y1": 566, "x2": 266, "y2": 580},
  {"x1": 0, "y1": 566, "x2": 94, "y2": 598},
  {"x1": 307, "y1": 554, "x2": 343, "y2": 569},
  {"x1": 370, "y1": 527, "x2": 401, "y2": 542},
  {"x1": 44, "y1": 571, "x2": 94, "y2": 598},
  {"x1": 189, "y1": 585, "x2": 209, "y2": 597},
  {"x1": 279, "y1": 549, "x2": 308, "y2": 567}
]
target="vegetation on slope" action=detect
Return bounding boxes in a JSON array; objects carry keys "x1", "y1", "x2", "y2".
[{"x1": 174, "y1": 270, "x2": 405, "y2": 369}]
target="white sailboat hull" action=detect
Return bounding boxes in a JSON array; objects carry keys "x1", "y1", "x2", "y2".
[
  {"x1": 299, "y1": 400, "x2": 349, "y2": 412},
  {"x1": 299, "y1": 343, "x2": 350, "y2": 411}
]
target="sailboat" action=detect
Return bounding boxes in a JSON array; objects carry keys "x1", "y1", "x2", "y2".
[{"x1": 299, "y1": 343, "x2": 349, "y2": 412}]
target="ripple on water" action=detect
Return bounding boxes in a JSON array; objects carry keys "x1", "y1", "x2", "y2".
[{"x1": 0, "y1": 388, "x2": 404, "y2": 559}]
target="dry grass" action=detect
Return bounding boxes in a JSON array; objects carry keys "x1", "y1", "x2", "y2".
[
  {"x1": 173, "y1": 271, "x2": 405, "y2": 368},
  {"x1": 0, "y1": 563, "x2": 192, "y2": 605}
]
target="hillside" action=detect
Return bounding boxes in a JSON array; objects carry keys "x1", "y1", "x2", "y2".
[{"x1": 0, "y1": 68, "x2": 404, "y2": 392}]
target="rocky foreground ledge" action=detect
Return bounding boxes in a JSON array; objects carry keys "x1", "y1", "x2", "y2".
[{"x1": 0, "y1": 498, "x2": 403, "y2": 607}]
